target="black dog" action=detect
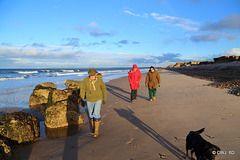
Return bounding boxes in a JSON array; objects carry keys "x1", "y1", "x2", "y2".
[{"x1": 186, "y1": 128, "x2": 221, "y2": 160}]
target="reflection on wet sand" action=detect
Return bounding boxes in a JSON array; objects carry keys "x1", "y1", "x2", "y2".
[{"x1": 40, "y1": 121, "x2": 82, "y2": 139}]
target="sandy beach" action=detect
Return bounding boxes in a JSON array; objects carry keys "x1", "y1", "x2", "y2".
[{"x1": 14, "y1": 69, "x2": 239, "y2": 160}]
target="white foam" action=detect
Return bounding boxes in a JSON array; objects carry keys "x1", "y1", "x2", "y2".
[
  {"x1": 39, "y1": 70, "x2": 50, "y2": 72},
  {"x1": 61, "y1": 70, "x2": 75, "y2": 72},
  {"x1": 0, "y1": 76, "x2": 25, "y2": 81},
  {"x1": 52, "y1": 72, "x2": 86, "y2": 76},
  {"x1": 14, "y1": 71, "x2": 38, "y2": 74}
]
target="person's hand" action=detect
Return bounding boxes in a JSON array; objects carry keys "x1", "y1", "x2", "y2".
[
  {"x1": 158, "y1": 84, "x2": 161, "y2": 87},
  {"x1": 103, "y1": 99, "x2": 107, "y2": 105},
  {"x1": 145, "y1": 84, "x2": 148, "y2": 87}
]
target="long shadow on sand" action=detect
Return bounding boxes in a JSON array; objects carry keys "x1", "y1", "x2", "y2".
[
  {"x1": 106, "y1": 84, "x2": 149, "y2": 102},
  {"x1": 114, "y1": 108, "x2": 186, "y2": 160}
]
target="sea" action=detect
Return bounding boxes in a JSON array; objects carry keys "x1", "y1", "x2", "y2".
[{"x1": 0, "y1": 67, "x2": 149, "y2": 110}]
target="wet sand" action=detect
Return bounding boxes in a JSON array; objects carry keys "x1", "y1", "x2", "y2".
[{"x1": 14, "y1": 69, "x2": 239, "y2": 160}]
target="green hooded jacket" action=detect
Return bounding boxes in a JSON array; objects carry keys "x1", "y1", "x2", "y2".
[{"x1": 80, "y1": 74, "x2": 107, "y2": 103}]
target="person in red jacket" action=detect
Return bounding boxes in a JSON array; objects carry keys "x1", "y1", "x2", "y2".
[{"x1": 128, "y1": 64, "x2": 141, "y2": 103}]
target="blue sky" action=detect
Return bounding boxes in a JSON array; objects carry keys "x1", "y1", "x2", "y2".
[{"x1": 0, "y1": 0, "x2": 239, "y2": 68}]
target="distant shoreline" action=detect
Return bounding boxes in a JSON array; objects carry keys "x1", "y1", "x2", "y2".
[{"x1": 167, "y1": 61, "x2": 240, "y2": 96}]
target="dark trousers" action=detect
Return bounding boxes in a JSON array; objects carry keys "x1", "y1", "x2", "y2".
[
  {"x1": 149, "y1": 88, "x2": 157, "y2": 99},
  {"x1": 131, "y1": 89, "x2": 137, "y2": 101}
]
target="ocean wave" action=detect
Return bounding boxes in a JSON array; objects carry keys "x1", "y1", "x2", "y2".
[
  {"x1": 48, "y1": 72, "x2": 87, "y2": 76},
  {"x1": 0, "y1": 76, "x2": 26, "y2": 81},
  {"x1": 39, "y1": 70, "x2": 51, "y2": 73},
  {"x1": 61, "y1": 70, "x2": 75, "y2": 72},
  {"x1": 13, "y1": 71, "x2": 39, "y2": 74}
]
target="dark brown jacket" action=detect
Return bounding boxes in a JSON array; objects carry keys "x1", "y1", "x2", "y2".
[{"x1": 145, "y1": 70, "x2": 160, "y2": 89}]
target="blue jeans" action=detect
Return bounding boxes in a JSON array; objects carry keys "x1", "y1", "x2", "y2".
[{"x1": 87, "y1": 100, "x2": 102, "y2": 121}]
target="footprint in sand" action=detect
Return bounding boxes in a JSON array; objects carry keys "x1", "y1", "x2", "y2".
[
  {"x1": 219, "y1": 106, "x2": 225, "y2": 110},
  {"x1": 126, "y1": 138, "x2": 138, "y2": 149},
  {"x1": 125, "y1": 138, "x2": 135, "y2": 144}
]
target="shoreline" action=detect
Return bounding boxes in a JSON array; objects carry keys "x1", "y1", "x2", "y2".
[
  {"x1": 2, "y1": 69, "x2": 240, "y2": 159},
  {"x1": 167, "y1": 62, "x2": 240, "y2": 96}
]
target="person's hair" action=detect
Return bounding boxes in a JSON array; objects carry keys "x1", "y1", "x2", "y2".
[{"x1": 149, "y1": 66, "x2": 155, "y2": 71}]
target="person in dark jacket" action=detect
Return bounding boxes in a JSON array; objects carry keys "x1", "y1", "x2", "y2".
[
  {"x1": 128, "y1": 64, "x2": 141, "y2": 103},
  {"x1": 145, "y1": 66, "x2": 160, "y2": 101}
]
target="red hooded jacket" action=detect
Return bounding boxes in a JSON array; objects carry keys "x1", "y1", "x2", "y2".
[{"x1": 128, "y1": 68, "x2": 141, "y2": 90}]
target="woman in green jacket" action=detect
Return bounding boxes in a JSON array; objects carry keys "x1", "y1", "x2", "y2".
[
  {"x1": 80, "y1": 68, "x2": 107, "y2": 137},
  {"x1": 145, "y1": 66, "x2": 160, "y2": 101}
]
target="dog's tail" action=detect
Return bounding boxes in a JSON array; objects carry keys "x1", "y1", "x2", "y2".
[{"x1": 195, "y1": 128, "x2": 205, "y2": 134}]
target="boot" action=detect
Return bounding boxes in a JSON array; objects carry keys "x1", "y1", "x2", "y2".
[
  {"x1": 94, "y1": 121, "x2": 100, "y2": 138},
  {"x1": 150, "y1": 99, "x2": 152, "y2": 102},
  {"x1": 153, "y1": 97, "x2": 156, "y2": 101},
  {"x1": 90, "y1": 119, "x2": 94, "y2": 135}
]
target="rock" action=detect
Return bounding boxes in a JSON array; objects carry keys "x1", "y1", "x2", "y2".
[
  {"x1": 29, "y1": 82, "x2": 83, "y2": 129},
  {"x1": 65, "y1": 80, "x2": 82, "y2": 89},
  {"x1": 167, "y1": 64, "x2": 175, "y2": 68},
  {"x1": 175, "y1": 62, "x2": 184, "y2": 67},
  {"x1": 199, "y1": 61, "x2": 214, "y2": 65},
  {"x1": 214, "y1": 55, "x2": 240, "y2": 63},
  {"x1": 230, "y1": 88, "x2": 240, "y2": 96},
  {"x1": 29, "y1": 82, "x2": 56, "y2": 111},
  {"x1": 50, "y1": 89, "x2": 80, "y2": 107},
  {"x1": 0, "y1": 136, "x2": 12, "y2": 160},
  {"x1": 29, "y1": 82, "x2": 80, "y2": 112},
  {"x1": 0, "y1": 112, "x2": 40, "y2": 144},
  {"x1": 29, "y1": 88, "x2": 53, "y2": 111},
  {"x1": 63, "y1": 89, "x2": 80, "y2": 105},
  {"x1": 44, "y1": 100, "x2": 84, "y2": 128},
  {"x1": 189, "y1": 61, "x2": 200, "y2": 65},
  {"x1": 35, "y1": 82, "x2": 57, "y2": 90}
]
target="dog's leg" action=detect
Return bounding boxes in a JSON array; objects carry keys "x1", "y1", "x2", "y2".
[
  {"x1": 191, "y1": 150, "x2": 195, "y2": 160},
  {"x1": 185, "y1": 149, "x2": 189, "y2": 159}
]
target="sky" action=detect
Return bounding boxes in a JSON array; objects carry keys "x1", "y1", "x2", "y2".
[{"x1": 0, "y1": 0, "x2": 240, "y2": 68}]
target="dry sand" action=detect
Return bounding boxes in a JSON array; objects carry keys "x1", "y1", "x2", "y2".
[{"x1": 15, "y1": 69, "x2": 240, "y2": 160}]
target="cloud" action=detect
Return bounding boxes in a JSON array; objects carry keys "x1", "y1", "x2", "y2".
[
  {"x1": 90, "y1": 22, "x2": 98, "y2": 27},
  {"x1": 118, "y1": 40, "x2": 129, "y2": 44},
  {"x1": 115, "y1": 40, "x2": 140, "y2": 47},
  {"x1": 62, "y1": 38, "x2": 108, "y2": 47},
  {"x1": 83, "y1": 40, "x2": 107, "y2": 47},
  {"x1": 90, "y1": 29, "x2": 113, "y2": 37},
  {"x1": 132, "y1": 41, "x2": 140, "y2": 44},
  {"x1": 1, "y1": 43, "x2": 11, "y2": 46},
  {"x1": 124, "y1": 10, "x2": 199, "y2": 31},
  {"x1": 222, "y1": 48, "x2": 240, "y2": 56},
  {"x1": 128, "y1": 53, "x2": 188, "y2": 64},
  {"x1": 124, "y1": 10, "x2": 148, "y2": 18},
  {"x1": 164, "y1": 38, "x2": 187, "y2": 44},
  {"x1": 190, "y1": 34, "x2": 219, "y2": 42},
  {"x1": 62, "y1": 38, "x2": 80, "y2": 47},
  {"x1": 74, "y1": 25, "x2": 113, "y2": 37},
  {"x1": 151, "y1": 13, "x2": 199, "y2": 31},
  {"x1": 201, "y1": 14, "x2": 240, "y2": 31},
  {"x1": 215, "y1": 32, "x2": 239, "y2": 40},
  {"x1": 0, "y1": 46, "x2": 82, "y2": 59},
  {"x1": 31, "y1": 43, "x2": 45, "y2": 48}
]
